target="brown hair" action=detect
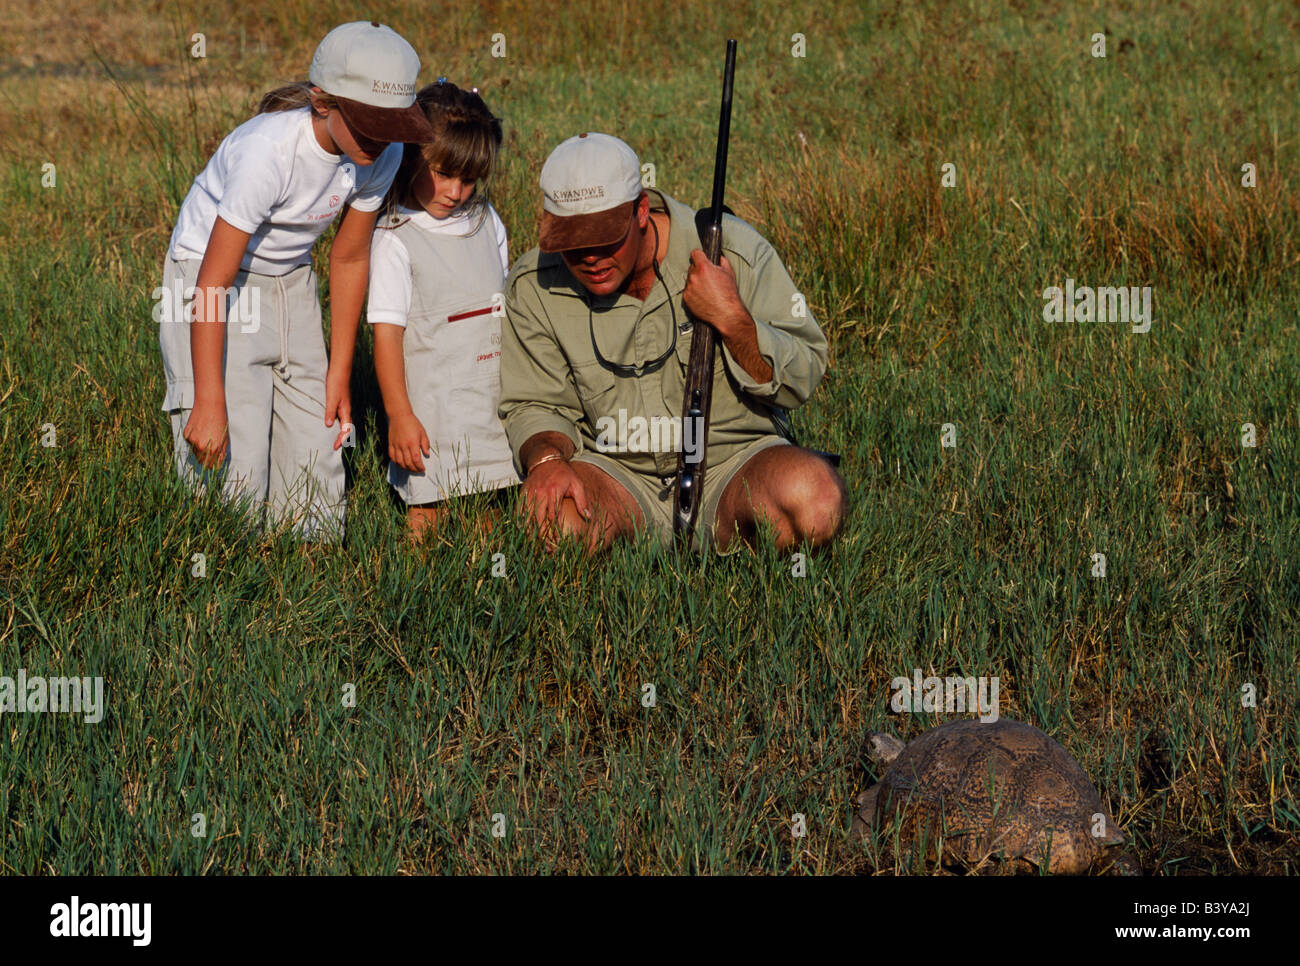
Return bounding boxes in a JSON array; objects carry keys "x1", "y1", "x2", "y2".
[
  {"x1": 256, "y1": 82, "x2": 336, "y2": 116},
  {"x1": 384, "y1": 80, "x2": 503, "y2": 226}
]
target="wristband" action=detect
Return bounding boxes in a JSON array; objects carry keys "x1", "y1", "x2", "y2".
[{"x1": 527, "y1": 452, "x2": 565, "y2": 476}]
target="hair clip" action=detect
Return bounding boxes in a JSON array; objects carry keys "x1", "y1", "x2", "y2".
[{"x1": 436, "y1": 76, "x2": 447, "y2": 84}]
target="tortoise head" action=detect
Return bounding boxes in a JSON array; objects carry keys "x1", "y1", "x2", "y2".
[
  {"x1": 1095, "y1": 818, "x2": 1125, "y2": 849},
  {"x1": 862, "y1": 731, "x2": 906, "y2": 767}
]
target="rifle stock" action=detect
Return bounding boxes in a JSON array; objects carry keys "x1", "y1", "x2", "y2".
[{"x1": 673, "y1": 38, "x2": 737, "y2": 541}]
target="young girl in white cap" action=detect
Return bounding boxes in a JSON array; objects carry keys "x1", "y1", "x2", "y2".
[
  {"x1": 158, "y1": 21, "x2": 434, "y2": 541},
  {"x1": 367, "y1": 80, "x2": 519, "y2": 541}
]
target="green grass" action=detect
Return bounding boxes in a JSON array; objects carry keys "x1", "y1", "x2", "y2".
[{"x1": 0, "y1": 0, "x2": 1296, "y2": 873}]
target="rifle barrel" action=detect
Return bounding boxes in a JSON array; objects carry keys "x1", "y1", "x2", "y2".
[
  {"x1": 673, "y1": 39, "x2": 737, "y2": 542},
  {"x1": 708, "y1": 39, "x2": 737, "y2": 238}
]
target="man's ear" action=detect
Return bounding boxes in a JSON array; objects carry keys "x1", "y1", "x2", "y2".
[{"x1": 635, "y1": 191, "x2": 650, "y2": 225}]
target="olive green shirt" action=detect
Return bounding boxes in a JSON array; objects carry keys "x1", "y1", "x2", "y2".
[{"x1": 499, "y1": 190, "x2": 827, "y2": 478}]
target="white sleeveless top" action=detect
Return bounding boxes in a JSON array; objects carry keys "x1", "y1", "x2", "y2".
[{"x1": 368, "y1": 203, "x2": 519, "y2": 503}]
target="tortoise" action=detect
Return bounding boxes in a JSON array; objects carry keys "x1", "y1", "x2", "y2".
[{"x1": 852, "y1": 718, "x2": 1130, "y2": 874}]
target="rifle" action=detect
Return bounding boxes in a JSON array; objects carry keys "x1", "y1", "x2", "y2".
[{"x1": 673, "y1": 38, "x2": 736, "y2": 542}]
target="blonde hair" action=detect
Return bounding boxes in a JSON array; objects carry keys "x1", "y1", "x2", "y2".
[{"x1": 257, "y1": 82, "x2": 337, "y2": 116}]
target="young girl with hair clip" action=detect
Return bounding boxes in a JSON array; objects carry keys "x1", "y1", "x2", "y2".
[
  {"x1": 158, "y1": 22, "x2": 434, "y2": 542},
  {"x1": 367, "y1": 79, "x2": 519, "y2": 541}
]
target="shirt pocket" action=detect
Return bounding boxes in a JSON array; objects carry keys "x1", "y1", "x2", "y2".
[{"x1": 570, "y1": 360, "x2": 618, "y2": 425}]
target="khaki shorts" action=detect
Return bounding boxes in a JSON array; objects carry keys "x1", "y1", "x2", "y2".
[{"x1": 572, "y1": 435, "x2": 790, "y2": 553}]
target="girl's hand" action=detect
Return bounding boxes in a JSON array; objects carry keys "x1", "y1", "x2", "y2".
[
  {"x1": 325, "y1": 366, "x2": 353, "y2": 450},
  {"x1": 325, "y1": 203, "x2": 379, "y2": 452},
  {"x1": 387, "y1": 411, "x2": 431, "y2": 472},
  {"x1": 185, "y1": 397, "x2": 230, "y2": 469},
  {"x1": 186, "y1": 216, "x2": 250, "y2": 472}
]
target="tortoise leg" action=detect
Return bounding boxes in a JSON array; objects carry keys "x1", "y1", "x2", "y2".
[
  {"x1": 851, "y1": 786, "x2": 880, "y2": 840},
  {"x1": 1100, "y1": 850, "x2": 1144, "y2": 876}
]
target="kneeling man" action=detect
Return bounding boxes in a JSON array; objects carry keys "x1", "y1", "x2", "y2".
[{"x1": 499, "y1": 133, "x2": 846, "y2": 553}]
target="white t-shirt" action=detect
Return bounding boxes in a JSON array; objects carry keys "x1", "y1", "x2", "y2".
[
  {"x1": 169, "y1": 107, "x2": 401, "y2": 276},
  {"x1": 367, "y1": 204, "x2": 509, "y2": 325}
]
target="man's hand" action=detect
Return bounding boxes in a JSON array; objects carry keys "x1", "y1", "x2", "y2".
[
  {"x1": 683, "y1": 250, "x2": 748, "y2": 339},
  {"x1": 184, "y1": 395, "x2": 229, "y2": 470},
  {"x1": 521, "y1": 457, "x2": 591, "y2": 543},
  {"x1": 683, "y1": 250, "x2": 773, "y2": 384},
  {"x1": 388, "y1": 410, "x2": 431, "y2": 472}
]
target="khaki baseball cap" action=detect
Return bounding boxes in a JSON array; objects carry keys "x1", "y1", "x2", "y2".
[
  {"x1": 538, "y1": 133, "x2": 643, "y2": 253},
  {"x1": 309, "y1": 22, "x2": 435, "y2": 143}
]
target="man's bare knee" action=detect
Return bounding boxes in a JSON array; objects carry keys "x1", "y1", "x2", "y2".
[
  {"x1": 569, "y1": 462, "x2": 644, "y2": 544},
  {"x1": 753, "y1": 450, "x2": 845, "y2": 548},
  {"x1": 556, "y1": 497, "x2": 613, "y2": 552},
  {"x1": 788, "y1": 456, "x2": 847, "y2": 547}
]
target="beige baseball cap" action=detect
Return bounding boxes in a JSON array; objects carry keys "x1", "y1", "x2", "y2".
[
  {"x1": 538, "y1": 133, "x2": 643, "y2": 253},
  {"x1": 309, "y1": 22, "x2": 435, "y2": 143}
]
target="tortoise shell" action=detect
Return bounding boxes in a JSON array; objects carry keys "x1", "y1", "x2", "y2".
[{"x1": 853, "y1": 718, "x2": 1124, "y2": 874}]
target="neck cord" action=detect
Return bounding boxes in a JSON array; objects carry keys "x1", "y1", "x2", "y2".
[{"x1": 588, "y1": 214, "x2": 678, "y2": 377}]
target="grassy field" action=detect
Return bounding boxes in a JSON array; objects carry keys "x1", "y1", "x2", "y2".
[{"x1": 0, "y1": 0, "x2": 1296, "y2": 874}]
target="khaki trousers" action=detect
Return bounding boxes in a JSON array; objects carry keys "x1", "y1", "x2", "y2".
[{"x1": 158, "y1": 257, "x2": 346, "y2": 542}]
